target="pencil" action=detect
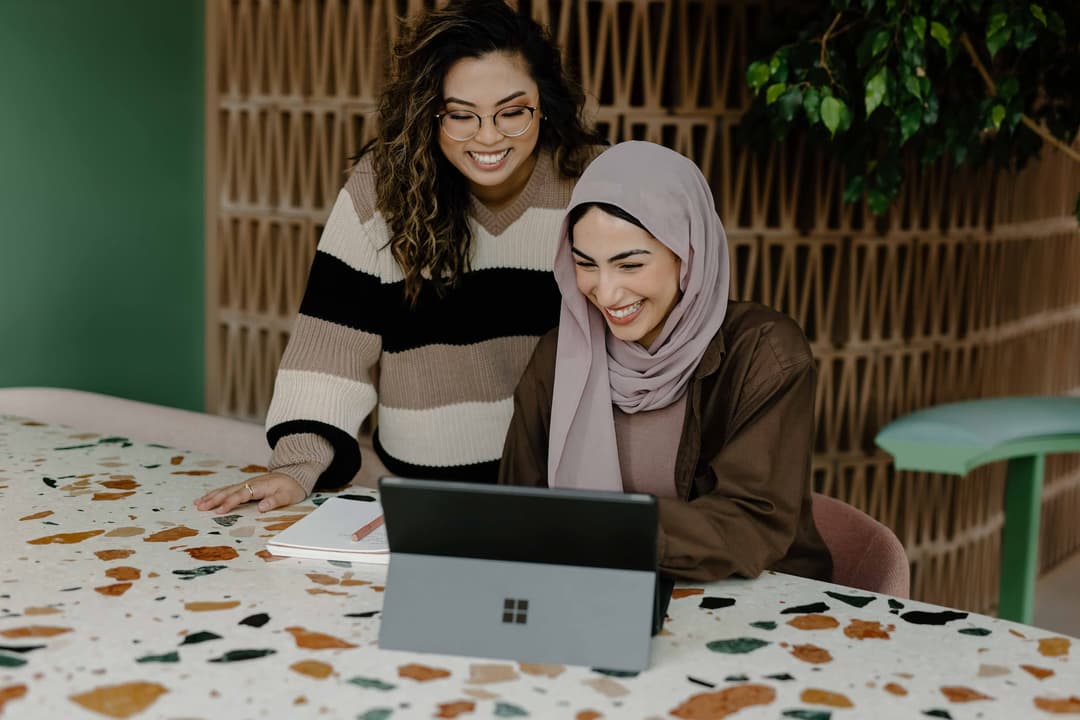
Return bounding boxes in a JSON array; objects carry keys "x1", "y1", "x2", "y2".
[{"x1": 350, "y1": 515, "x2": 385, "y2": 542}]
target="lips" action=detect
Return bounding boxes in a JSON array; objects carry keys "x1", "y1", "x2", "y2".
[
  {"x1": 603, "y1": 300, "x2": 644, "y2": 325},
  {"x1": 467, "y1": 149, "x2": 510, "y2": 169}
]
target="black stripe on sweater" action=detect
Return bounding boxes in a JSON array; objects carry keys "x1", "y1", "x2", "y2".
[
  {"x1": 299, "y1": 254, "x2": 561, "y2": 351},
  {"x1": 267, "y1": 420, "x2": 361, "y2": 491}
]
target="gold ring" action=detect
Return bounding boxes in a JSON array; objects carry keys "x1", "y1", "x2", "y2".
[{"x1": 244, "y1": 482, "x2": 254, "y2": 498}]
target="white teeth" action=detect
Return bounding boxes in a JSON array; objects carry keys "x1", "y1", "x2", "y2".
[
  {"x1": 607, "y1": 301, "x2": 642, "y2": 319},
  {"x1": 470, "y1": 150, "x2": 509, "y2": 165}
]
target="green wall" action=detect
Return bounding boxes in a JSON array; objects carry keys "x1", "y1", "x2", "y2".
[{"x1": 0, "y1": 1, "x2": 204, "y2": 410}]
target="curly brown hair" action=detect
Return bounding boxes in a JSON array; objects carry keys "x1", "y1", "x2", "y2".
[{"x1": 362, "y1": 0, "x2": 601, "y2": 305}]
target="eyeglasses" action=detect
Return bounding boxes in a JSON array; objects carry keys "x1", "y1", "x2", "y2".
[{"x1": 435, "y1": 105, "x2": 538, "y2": 141}]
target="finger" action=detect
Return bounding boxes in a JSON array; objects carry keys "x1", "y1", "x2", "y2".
[
  {"x1": 214, "y1": 483, "x2": 258, "y2": 515},
  {"x1": 197, "y1": 484, "x2": 244, "y2": 512}
]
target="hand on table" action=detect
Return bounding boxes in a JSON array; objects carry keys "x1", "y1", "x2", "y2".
[{"x1": 194, "y1": 472, "x2": 306, "y2": 514}]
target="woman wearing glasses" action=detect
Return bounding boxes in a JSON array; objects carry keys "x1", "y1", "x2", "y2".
[{"x1": 197, "y1": 0, "x2": 604, "y2": 514}]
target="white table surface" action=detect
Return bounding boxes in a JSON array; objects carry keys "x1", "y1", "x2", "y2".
[{"x1": 1, "y1": 414, "x2": 1077, "y2": 719}]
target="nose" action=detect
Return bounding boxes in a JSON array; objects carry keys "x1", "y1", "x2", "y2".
[
  {"x1": 474, "y1": 116, "x2": 502, "y2": 145},
  {"x1": 592, "y1": 271, "x2": 625, "y2": 308}
]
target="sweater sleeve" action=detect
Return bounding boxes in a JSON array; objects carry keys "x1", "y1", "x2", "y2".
[
  {"x1": 657, "y1": 336, "x2": 817, "y2": 582},
  {"x1": 265, "y1": 179, "x2": 385, "y2": 494}
]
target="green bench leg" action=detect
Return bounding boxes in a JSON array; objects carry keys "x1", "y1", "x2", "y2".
[{"x1": 998, "y1": 454, "x2": 1045, "y2": 623}]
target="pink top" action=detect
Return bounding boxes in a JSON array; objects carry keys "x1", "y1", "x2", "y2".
[{"x1": 612, "y1": 392, "x2": 687, "y2": 498}]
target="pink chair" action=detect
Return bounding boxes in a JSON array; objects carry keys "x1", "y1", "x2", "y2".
[{"x1": 812, "y1": 492, "x2": 910, "y2": 598}]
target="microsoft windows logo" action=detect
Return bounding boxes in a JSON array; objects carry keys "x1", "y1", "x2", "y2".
[{"x1": 502, "y1": 598, "x2": 528, "y2": 624}]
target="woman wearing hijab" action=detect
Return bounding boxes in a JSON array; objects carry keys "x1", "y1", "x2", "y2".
[{"x1": 499, "y1": 141, "x2": 832, "y2": 582}]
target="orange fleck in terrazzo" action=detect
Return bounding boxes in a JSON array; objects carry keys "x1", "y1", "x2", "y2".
[
  {"x1": 1021, "y1": 665, "x2": 1054, "y2": 680},
  {"x1": 24, "y1": 607, "x2": 61, "y2": 616},
  {"x1": 1039, "y1": 637, "x2": 1071, "y2": 657},
  {"x1": 285, "y1": 626, "x2": 357, "y2": 649},
  {"x1": 583, "y1": 677, "x2": 630, "y2": 698},
  {"x1": 791, "y1": 644, "x2": 833, "y2": 663},
  {"x1": 306, "y1": 573, "x2": 339, "y2": 585},
  {"x1": 801, "y1": 688, "x2": 854, "y2": 707},
  {"x1": 95, "y1": 549, "x2": 136, "y2": 560},
  {"x1": 255, "y1": 550, "x2": 283, "y2": 562},
  {"x1": 240, "y1": 464, "x2": 268, "y2": 473},
  {"x1": 398, "y1": 663, "x2": 451, "y2": 682},
  {"x1": 1034, "y1": 696, "x2": 1080, "y2": 714},
  {"x1": 467, "y1": 664, "x2": 518, "y2": 684},
  {"x1": 787, "y1": 614, "x2": 839, "y2": 630},
  {"x1": 519, "y1": 663, "x2": 565, "y2": 678},
  {"x1": 940, "y1": 686, "x2": 992, "y2": 702},
  {"x1": 884, "y1": 683, "x2": 908, "y2": 695},
  {"x1": 69, "y1": 681, "x2": 168, "y2": 719},
  {"x1": 306, "y1": 589, "x2": 348, "y2": 596},
  {"x1": 105, "y1": 567, "x2": 141, "y2": 581},
  {"x1": 672, "y1": 588, "x2": 704, "y2": 599},
  {"x1": 95, "y1": 582, "x2": 133, "y2": 597},
  {"x1": 844, "y1": 619, "x2": 893, "y2": 640},
  {"x1": 27, "y1": 529, "x2": 105, "y2": 545},
  {"x1": 170, "y1": 456, "x2": 184, "y2": 465},
  {"x1": 171, "y1": 470, "x2": 216, "y2": 476},
  {"x1": 575, "y1": 711, "x2": 603, "y2": 720},
  {"x1": 341, "y1": 579, "x2": 369, "y2": 586},
  {"x1": 0, "y1": 684, "x2": 28, "y2": 714},
  {"x1": 104, "y1": 527, "x2": 144, "y2": 538},
  {"x1": 184, "y1": 546, "x2": 239, "y2": 561},
  {"x1": 670, "y1": 684, "x2": 776, "y2": 719},
  {"x1": 92, "y1": 491, "x2": 137, "y2": 501},
  {"x1": 144, "y1": 526, "x2": 198, "y2": 542},
  {"x1": 184, "y1": 601, "x2": 241, "y2": 612},
  {"x1": 99, "y1": 478, "x2": 139, "y2": 490},
  {"x1": 290, "y1": 660, "x2": 334, "y2": 679},
  {"x1": 435, "y1": 700, "x2": 476, "y2": 718},
  {"x1": 0, "y1": 626, "x2": 72, "y2": 639},
  {"x1": 18, "y1": 510, "x2": 53, "y2": 521}
]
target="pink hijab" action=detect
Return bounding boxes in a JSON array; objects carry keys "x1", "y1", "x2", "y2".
[{"x1": 548, "y1": 141, "x2": 730, "y2": 491}]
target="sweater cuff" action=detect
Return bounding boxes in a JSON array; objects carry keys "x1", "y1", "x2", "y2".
[{"x1": 270, "y1": 432, "x2": 335, "y2": 495}]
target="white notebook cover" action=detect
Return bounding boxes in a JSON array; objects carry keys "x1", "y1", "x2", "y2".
[{"x1": 265, "y1": 496, "x2": 389, "y2": 564}]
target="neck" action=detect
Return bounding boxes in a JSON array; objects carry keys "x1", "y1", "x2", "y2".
[{"x1": 471, "y1": 150, "x2": 539, "y2": 211}]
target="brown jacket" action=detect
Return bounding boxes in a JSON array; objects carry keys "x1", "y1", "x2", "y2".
[{"x1": 498, "y1": 300, "x2": 832, "y2": 583}]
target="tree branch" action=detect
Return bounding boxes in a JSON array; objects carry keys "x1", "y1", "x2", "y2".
[
  {"x1": 819, "y1": 12, "x2": 843, "y2": 87},
  {"x1": 959, "y1": 32, "x2": 1080, "y2": 164}
]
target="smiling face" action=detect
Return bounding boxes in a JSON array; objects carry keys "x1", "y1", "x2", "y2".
[
  {"x1": 571, "y1": 206, "x2": 682, "y2": 349},
  {"x1": 437, "y1": 51, "x2": 542, "y2": 209}
]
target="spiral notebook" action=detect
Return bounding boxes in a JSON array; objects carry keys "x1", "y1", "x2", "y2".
[{"x1": 264, "y1": 496, "x2": 389, "y2": 564}]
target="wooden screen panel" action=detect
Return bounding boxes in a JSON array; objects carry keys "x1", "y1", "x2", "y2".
[{"x1": 206, "y1": 0, "x2": 1080, "y2": 614}]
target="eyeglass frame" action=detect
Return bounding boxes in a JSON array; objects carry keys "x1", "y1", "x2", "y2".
[{"x1": 435, "y1": 105, "x2": 539, "y2": 141}]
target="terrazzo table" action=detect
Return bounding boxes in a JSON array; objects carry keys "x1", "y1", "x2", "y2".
[{"x1": 1, "y1": 415, "x2": 1077, "y2": 720}]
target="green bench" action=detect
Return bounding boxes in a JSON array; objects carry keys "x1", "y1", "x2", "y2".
[{"x1": 875, "y1": 395, "x2": 1080, "y2": 624}]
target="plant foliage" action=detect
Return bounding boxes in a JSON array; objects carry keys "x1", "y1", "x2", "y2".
[{"x1": 743, "y1": 0, "x2": 1080, "y2": 221}]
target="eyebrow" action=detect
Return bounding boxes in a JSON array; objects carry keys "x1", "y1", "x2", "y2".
[
  {"x1": 571, "y1": 247, "x2": 652, "y2": 263},
  {"x1": 443, "y1": 90, "x2": 527, "y2": 108}
]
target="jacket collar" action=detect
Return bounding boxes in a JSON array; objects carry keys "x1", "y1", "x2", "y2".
[{"x1": 693, "y1": 329, "x2": 727, "y2": 379}]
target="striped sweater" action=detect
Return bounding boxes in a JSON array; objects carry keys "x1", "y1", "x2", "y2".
[{"x1": 266, "y1": 148, "x2": 593, "y2": 493}]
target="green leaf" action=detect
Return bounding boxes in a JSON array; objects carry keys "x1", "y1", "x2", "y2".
[
  {"x1": 777, "y1": 88, "x2": 804, "y2": 123},
  {"x1": 868, "y1": 189, "x2": 892, "y2": 214},
  {"x1": 865, "y1": 68, "x2": 887, "y2": 117},
  {"x1": 821, "y1": 96, "x2": 847, "y2": 136},
  {"x1": 871, "y1": 28, "x2": 891, "y2": 57},
  {"x1": 998, "y1": 77, "x2": 1019, "y2": 101},
  {"x1": 765, "y1": 83, "x2": 786, "y2": 105},
  {"x1": 904, "y1": 71, "x2": 922, "y2": 99},
  {"x1": 986, "y1": 27, "x2": 1012, "y2": 57},
  {"x1": 930, "y1": 21, "x2": 951, "y2": 48},
  {"x1": 1030, "y1": 4, "x2": 1046, "y2": 26},
  {"x1": 987, "y1": 12, "x2": 1008, "y2": 35},
  {"x1": 804, "y1": 87, "x2": 822, "y2": 125},
  {"x1": 912, "y1": 15, "x2": 927, "y2": 40},
  {"x1": 1014, "y1": 25, "x2": 1037, "y2": 50},
  {"x1": 747, "y1": 60, "x2": 772, "y2": 92},
  {"x1": 990, "y1": 104, "x2": 1006, "y2": 130},
  {"x1": 900, "y1": 104, "x2": 922, "y2": 143},
  {"x1": 843, "y1": 175, "x2": 865, "y2": 204}
]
